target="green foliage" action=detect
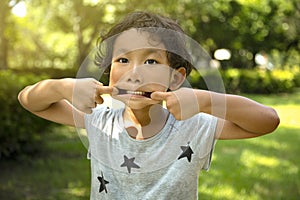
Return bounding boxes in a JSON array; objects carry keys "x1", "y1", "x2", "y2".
[
  {"x1": 0, "y1": 70, "x2": 54, "y2": 159},
  {"x1": 2, "y1": 0, "x2": 299, "y2": 72},
  {"x1": 189, "y1": 68, "x2": 299, "y2": 94},
  {"x1": 223, "y1": 68, "x2": 298, "y2": 94}
]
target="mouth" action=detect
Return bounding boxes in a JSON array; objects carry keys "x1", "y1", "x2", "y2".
[{"x1": 116, "y1": 88, "x2": 152, "y2": 98}]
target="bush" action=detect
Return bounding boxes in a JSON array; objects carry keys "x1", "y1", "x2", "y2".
[
  {"x1": 230, "y1": 69, "x2": 296, "y2": 93},
  {"x1": 226, "y1": 69, "x2": 296, "y2": 94},
  {"x1": 291, "y1": 66, "x2": 300, "y2": 87},
  {"x1": 0, "y1": 70, "x2": 55, "y2": 160},
  {"x1": 189, "y1": 68, "x2": 299, "y2": 94},
  {"x1": 269, "y1": 70, "x2": 295, "y2": 93},
  {"x1": 187, "y1": 69, "x2": 225, "y2": 93}
]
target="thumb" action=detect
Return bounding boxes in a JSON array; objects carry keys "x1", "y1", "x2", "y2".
[{"x1": 151, "y1": 91, "x2": 169, "y2": 101}]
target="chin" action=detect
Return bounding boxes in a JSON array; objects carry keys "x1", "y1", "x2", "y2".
[
  {"x1": 122, "y1": 100, "x2": 154, "y2": 110},
  {"x1": 115, "y1": 97, "x2": 156, "y2": 110}
]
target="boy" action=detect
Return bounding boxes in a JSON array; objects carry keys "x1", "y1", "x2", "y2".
[{"x1": 18, "y1": 11, "x2": 280, "y2": 199}]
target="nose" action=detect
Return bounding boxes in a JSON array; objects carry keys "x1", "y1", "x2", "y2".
[
  {"x1": 126, "y1": 70, "x2": 142, "y2": 84},
  {"x1": 125, "y1": 64, "x2": 143, "y2": 84}
]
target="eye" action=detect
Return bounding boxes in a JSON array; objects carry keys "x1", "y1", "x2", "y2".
[
  {"x1": 117, "y1": 58, "x2": 129, "y2": 63},
  {"x1": 144, "y1": 59, "x2": 158, "y2": 65}
]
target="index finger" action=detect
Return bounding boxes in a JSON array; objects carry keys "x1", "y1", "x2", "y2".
[
  {"x1": 151, "y1": 91, "x2": 169, "y2": 101},
  {"x1": 97, "y1": 85, "x2": 116, "y2": 95}
]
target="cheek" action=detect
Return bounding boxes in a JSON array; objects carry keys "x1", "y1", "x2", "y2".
[
  {"x1": 108, "y1": 66, "x2": 124, "y2": 86},
  {"x1": 142, "y1": 66, "x2": 171, "y2": 87}
]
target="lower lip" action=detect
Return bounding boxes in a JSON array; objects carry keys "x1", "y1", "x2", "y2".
[{"x1": 118, "y1": 94, "x2": 149, "y2": 99}]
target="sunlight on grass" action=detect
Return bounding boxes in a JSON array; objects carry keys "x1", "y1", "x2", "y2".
[
  {"x1": 241, "y1": 149, "x2": 299, "y2": 179},
  {"x1": 240, "y1": 150, "x2": 281, "y2": 183},
  {"x1": 246, "y1": 137, "x2": 288, "y2": 151},
  {"x1": 274, "y1": 105, "x2": 300, "y2": 128},
  {"x1": 199, "y1": 183, "x2": 260, "y2": 200},
  {"x1": 64, "y1": 182, "x2": 89, "y2": 197},
  {"x1": 241, "y1": 150, "x2": 280, "y2": 168}
]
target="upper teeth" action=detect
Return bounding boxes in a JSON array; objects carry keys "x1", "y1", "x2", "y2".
[{"x1": 126, "y1": 91, "x2": 145, "y2": 95}]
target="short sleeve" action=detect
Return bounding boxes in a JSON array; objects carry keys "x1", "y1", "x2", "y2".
[
  {"x1": 201, "y1": 139, "x2": 216, "y2": 171},
  {"x1": 193, "y1": 113, "x2": 218, "y2": 171},
  {"x1": 84, "y1": 105, "x2": 110, "y2": 160}
]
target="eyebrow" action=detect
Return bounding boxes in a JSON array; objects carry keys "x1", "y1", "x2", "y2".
[{"x1": 114, "y1": 48, "x2": 166, "y2": 58}]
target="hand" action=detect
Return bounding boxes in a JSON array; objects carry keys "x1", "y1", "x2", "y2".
[
  {"x1": 151, "y1": 88, "x2": 200, "y2": 120},
  {"x1": 69, "y1": 78, "x2": 114, "y2": 114}
]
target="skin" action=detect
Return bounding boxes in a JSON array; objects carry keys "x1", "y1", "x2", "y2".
[{"x1": 18, "y1": 28, "x2": 280, "y2": 140}]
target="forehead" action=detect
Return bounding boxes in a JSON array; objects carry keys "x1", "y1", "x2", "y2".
[{"x1": 113, "y1": 28, "x2": 166, "y2": 56}]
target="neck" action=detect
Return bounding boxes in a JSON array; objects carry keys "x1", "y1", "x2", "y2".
[
  {"x1": 123, "y1": 105, "x2": 169, "y2": 140},
  {"x1": 125, "y1": 107, "x2": 152, "y2": 126}
]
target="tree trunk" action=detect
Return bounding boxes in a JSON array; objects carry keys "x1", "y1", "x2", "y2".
[{"x1": 0, "y1": 2, "x2": 9, "y2": 70}]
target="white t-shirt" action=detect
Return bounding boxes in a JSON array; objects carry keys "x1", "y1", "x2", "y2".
[{"x1": 85, "y1": 105, "x2": 217, "y2": 200}]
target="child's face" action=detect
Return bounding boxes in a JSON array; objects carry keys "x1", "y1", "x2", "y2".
[{"x1": 109, "y1": 28, "x2": 174, "y2": 109}]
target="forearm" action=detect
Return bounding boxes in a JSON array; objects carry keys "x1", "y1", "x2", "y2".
[
  {"x1": 197, "y1": 90, "x2": 280, "y2": 134},
  {"x1": 18, "y1": 79, "x2": 73, "y2": 112}
]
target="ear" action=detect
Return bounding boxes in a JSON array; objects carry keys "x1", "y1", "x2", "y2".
[{"x1": 169, "y1": 67, "x2": 186, "y2": 90}]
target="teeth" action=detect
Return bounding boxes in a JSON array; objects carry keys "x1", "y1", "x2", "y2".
[
  {"x1": 116, "y1": 88, "x2": 152, "y2": 98},
  {"x1": 126, "y1": 91, "x2": 145, "y2": 95}
]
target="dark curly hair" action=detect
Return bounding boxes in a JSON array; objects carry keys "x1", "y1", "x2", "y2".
[{"x1": 95, "y1": 11, "x2": 193, "y2": 76}]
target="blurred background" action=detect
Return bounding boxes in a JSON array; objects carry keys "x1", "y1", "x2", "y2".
[{"x1": 0, "y1": 0, "x2": 299, "y2": 199}]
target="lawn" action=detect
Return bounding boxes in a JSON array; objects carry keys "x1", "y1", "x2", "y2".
[
  {"x1": 0, "y1": 92, "x2": 299, "y2": 199},
  {"x1": 198, "y1": 92, "x2": 300, "y2": 199},
  {"x1": 0, "y1": 126, "x2": 91, "y2": 200}
]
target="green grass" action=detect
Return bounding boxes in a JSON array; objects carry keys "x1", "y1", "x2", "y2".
[
  {"x1": 198, "y1": 92, "x2": 300, "y2": 199},
  {"x1": 0, "y1": 126, "x2": 90, "y2": 200},
  {"x1": 0, "y1": 92, "x2": 299, "y2": 199}
]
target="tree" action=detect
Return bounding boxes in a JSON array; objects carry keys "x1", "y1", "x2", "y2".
[
  {"x1": 0, "y1": 0, "x2": 21, "y2": 70},
  {"x1": 7, "y1": 0, "x2": 110, "y2": 72},
  {"x1": 183, "y1": 0, "x2": 300, "y2": 69},
  {"x1": 4, "y1": 0, "x2": 299, "y2": 72}
]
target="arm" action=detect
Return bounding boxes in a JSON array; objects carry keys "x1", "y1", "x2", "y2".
[
  {"x1": 151, "y1": 88, "x2": 280, "y2": 139},
  {"x1": 18, "y1": 78, "x2": 113, "y2": 128},
  {"x1": 200, "y1": 91, "x2": 280, "y2": 139}
]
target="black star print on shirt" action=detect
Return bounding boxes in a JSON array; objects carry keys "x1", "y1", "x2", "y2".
[
  {"x1": 120, "y1": 155, "x2": 140, "y2": 173},
  {"x1": 178, "y1": 143, "x2": 194, "y2": 162},
  {"x1": 97, "y1": 172, "x2": 109, "y2": 193}
]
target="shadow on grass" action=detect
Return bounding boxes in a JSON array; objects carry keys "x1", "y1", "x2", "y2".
[
  {"x1": 198, "y1": 126, "x2": 300, "y2": 200},
  {"x1": 0, "y1": 126, "x2": 90, "y2": 200}
]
